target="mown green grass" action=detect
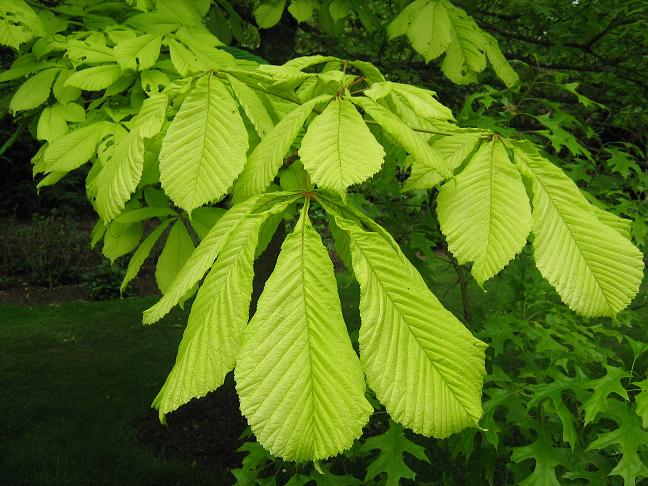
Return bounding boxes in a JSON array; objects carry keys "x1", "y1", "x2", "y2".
[{"x1": 0, "y1": 297, "x2": 227, "y2": 486}]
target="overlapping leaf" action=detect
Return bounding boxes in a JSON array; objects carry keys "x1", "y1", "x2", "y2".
[
  {"x1": 511, "y1": 140, "x2": 644, "y2": 316},
  {"x1": 153, "y1": 194, "x2": 298, "y2": 418},
  {"x1": 159, "y1": 73, "x2": 248, "y2": 212},
  {"x1": 322, "y1": 200, "x2": 486, "y2": 438},
  {"x1": 236, "y1": 207, "x2": 372, "y2": 461},
  {"x1": 233, "y1": 95, "x2": 330, "y2": 201},
  {"x1": 143, "y1": 193, "x2": 298, "y2": 324},
  {"x1": 300, "y1": 98, "x2": 385, "y2": 198},
  {"x1": 437, "y1": 139, "x2": 532, "y2": 285}
]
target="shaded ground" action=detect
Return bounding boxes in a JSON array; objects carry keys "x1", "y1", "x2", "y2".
[
  {"x1": 138, "y1": 378, "x2": 247, "y2": 471},
  {"x1": 0, "y1": 297, "x2": 243, "y2": 485}
]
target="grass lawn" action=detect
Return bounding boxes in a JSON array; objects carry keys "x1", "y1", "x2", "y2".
[
  {"x1": 0, "y1": 253, "x2": 482, "y2": 486},
  {"x1": 0, "y1": 297, "x2": 229, "y2": 485}
]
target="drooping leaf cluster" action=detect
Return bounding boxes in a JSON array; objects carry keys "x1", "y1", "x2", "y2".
[{"x1": 0, "y1": 0, "x2": 644, "y2": 466}]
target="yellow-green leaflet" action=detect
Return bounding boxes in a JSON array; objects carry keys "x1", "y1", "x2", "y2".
[
  {"x1": 236, "y1": 205, "x2": 372, "y2": 461},
  {"x1": 152, "y1": 194, "x2": 299, "y2": 418},
  {"x1": 143, "y1": 193, "x2": 299, "y2": 325},
  {"x1": 322, "y1": 200, "x2": 486, "y2": 438},
  {"x1": 511, "y1": 140, "x2": 644, "y2": 316},
  {"x1": 299, "y1": 98, "x2": 385, "y2": 199},
  {"x1": 159, "y1": 73, "x2": 248, "y2": 212},
  {"x1": 437, "y1": 139, "x2": 531, "y2": 285},
  {"x1": 233, "y1": 95, "x2": 331, "y2": 201}
]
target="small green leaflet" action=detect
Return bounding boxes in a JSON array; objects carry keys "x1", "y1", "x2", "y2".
[
  {"x1": 37, "y1": 106, "x2": 68, "y2": 142},
  {"x1": 0, "y1": 0, "x2": 44, "y2": 49},
  {"x1": 102, "y1": 220, "x2": 143, "y2": 263},
  {"x1": 65, "y1": 64, "x2": 122, "y2": 91},
  {"x1": 437, "y1": 139, "x2": 532, "y2": 285},
  {"x1": 226, "y1": 73, "x2": 275, "y2": 138},
  {"x1": 360, "y1": 421, "x2": 429, "y2": 486},
  {"x1": 159, "y1": 73, "x2": 248, "y2": 212},
  {"x1": 190, "y1": 206, "x2": 226, "y2": 239},
  {"x1": 365, "y1": 81, "x2": 454, "y2": 122},
  {"x1": 96, "y1": 130, "x2": 145, "y2": 222},
  {"x1": 511, "y1": 140, "x2": 644, "y2": 317},
  {"x1": 9, "y1": 67, "x2": 60, "y2": 113},
  {"x1": 388, "y1": 0, "x2": 451, "y2": 62},
  {"x1": 233, "y1": 95, "x2": 330, "y2": 201},
  {"x1": 96, "y1": 95, "x2": 168, "y2": 222},
  {"x1": 441, "y1": 3, "x2": 487, "y2": 85},
  {"x1": 155, "y1": 219, "x2": 195, "y2": 295},
  {"x1": 113, "y1": 33, "x2": 162, "y2": 71},
  {"x1": 254, "y1": 0, "x2": 288, "y2": 29},
  {"x1": 44, "y1": 122, "x2": 114, "y2": 173},
  {"x1": 299, "y1": 98, "x2": 385, "y2": 199},
  {"x1": 322, "y1": 199, "x2": 486, "y2": 438},
  {"x1": 236, "y1": 204, "x2": 371, "y2": 461},
  {"x1": 153, "y1": 194, "x2": 297, "y2": 418}
]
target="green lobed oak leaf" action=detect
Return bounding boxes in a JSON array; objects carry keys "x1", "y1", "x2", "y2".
[
  {"x1": 582, "y1": 365, "x2": 629, "y2": 425},
  {"x1": 588, "y1": 401, "x2": 648, "y2": 486},
  {"x1": 511, "y1": 434, "x2": 571, "y2": 486},
  {"x1": 360, "y1": 421, "x2": 429, "y2": 486}
]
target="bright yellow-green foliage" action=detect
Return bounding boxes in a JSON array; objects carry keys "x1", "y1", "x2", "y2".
[
  {"x1": 437, "y1": 139, "x2": 532, "y2": 285},
  {"x1": 236, "y1": 206, "x2": 372, "y2": 460},
  {"x1": 0, "y1": 0, "x2": 643, "y2": 465}
]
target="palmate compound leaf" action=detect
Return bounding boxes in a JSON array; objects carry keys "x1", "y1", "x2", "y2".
[
  {"x1": 510, "y1": 140, "x2": 644, "y2": 317},
  {"x1": 299, "y1": 98, "x2": 385, "y2": 199},
  {"x1": 235, "y1": 203, "x2": 372, "y2": 461},
  {"x1": 159, "y1": 72, "x2": 248, "y2": 213},
  {"x1": 232, "y1": 95, "x2": 331, "y2": 201},
  {"x1": 319, "y1": 198, "x2": 487, "y2": 438},
  {"x1": 151, "y1": 193, "x2": 300, "y2": 418},
  {"x1": 436, "y1": 138, "x2": 532, "y2": 285}
]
